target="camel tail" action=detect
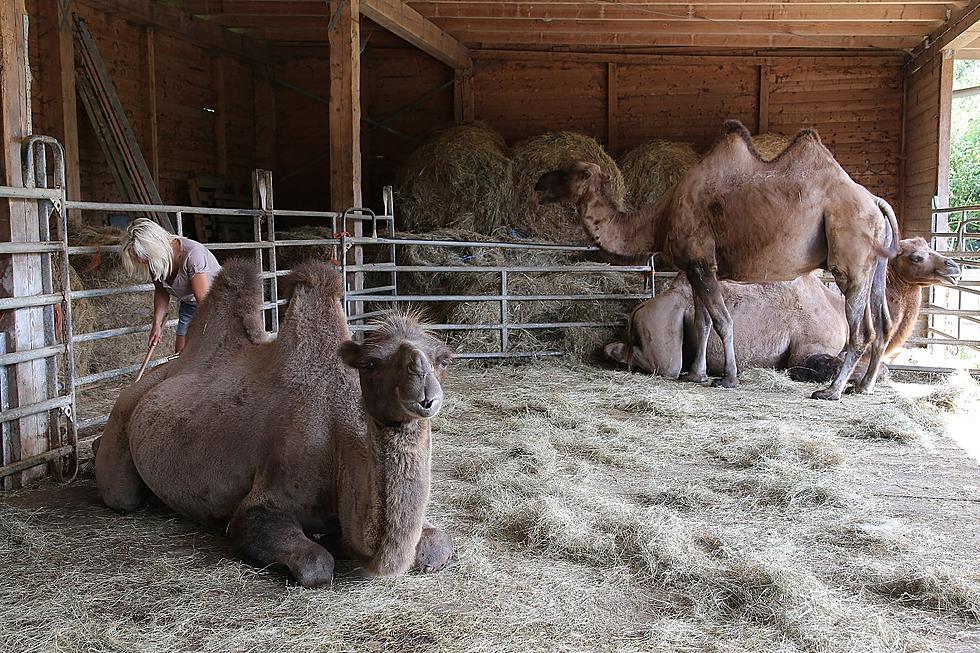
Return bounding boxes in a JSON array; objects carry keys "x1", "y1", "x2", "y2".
[
  {"x1": 869, "y1": 196, "x2": 898, "y2": 343},
  {"x1": 623, "y1": 301, "x2": 647, "y2": 371},
  {"x1": 874, "y1": 196, "x2": 901, "y2": 259}
]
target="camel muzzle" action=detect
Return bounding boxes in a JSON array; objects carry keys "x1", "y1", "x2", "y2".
[
  {"x1": 939, "y1": 259, "x2": 962, "y2": 285},
  {"x1": 400, "y1": 350, "x2": 444, "y2": 418}
]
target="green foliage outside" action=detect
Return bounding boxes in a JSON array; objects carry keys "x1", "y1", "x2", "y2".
[{"x1": 950, "y1": 60, "x2": 980, "y2": 250}]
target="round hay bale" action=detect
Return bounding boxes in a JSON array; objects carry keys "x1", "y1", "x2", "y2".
[
  {"x1": 396, "y1": 122, "x2": 513, "y2": 235},
  {"x1": 619, "y1": 140, "x2": 700, "y2": 210},
  {"x1": 753, "y1": 132, "x2": 793, "y2": 161},
  {"x1": 509, "y1": 132, "x2": 625, "y2": 243}
]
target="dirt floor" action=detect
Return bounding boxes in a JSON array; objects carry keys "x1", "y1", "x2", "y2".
[{"x1": 1, "y1": 362, "x2": 979, "y2": 653}]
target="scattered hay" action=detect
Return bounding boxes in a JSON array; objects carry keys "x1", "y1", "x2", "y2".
[
  {"x1": 509, "y1": 131, "x2": 624, "y2": 242},
  {"x1": 740, "y1": 368, "x2": 808, "y2": 394},
  {"x1": 710, "y1": 427, "x2": 844, "y2": 471},
  {"x1": 918, "y1": 370, "x2": 980, "y2": 412},
  {"x1": 866, "y1": 562, "x2": 980, "y2": 619},
  {"x1": 397, "y1": 122, "x2": 513, "y2": 235},
  {"x1": 837, "y1": 406, "x2": 926, "y2": 444},
  {"x1": 753, "y1": 132, "x2": 793, "y2": 161},
  {"x1": 619, "y1": 140, "x2": 699, "y2": 210},
  {"x1": 725, "y1": 458, "x2": 856, "y2": 509}
]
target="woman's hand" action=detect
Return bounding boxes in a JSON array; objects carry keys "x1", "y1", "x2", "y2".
[{"x1": 148, "y1": 322, "x2": 162, "y2": 348}]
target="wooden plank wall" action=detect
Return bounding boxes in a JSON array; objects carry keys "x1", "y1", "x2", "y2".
[
  {"x1": 902, "y1": 50, "x2": 951, "y2": 237},
  {"x1": 28, "y1": 0, "x2": 259, "y2": 211},
  {"x1": 472, "y1": 53, "x2": 905, "y2": 211}
]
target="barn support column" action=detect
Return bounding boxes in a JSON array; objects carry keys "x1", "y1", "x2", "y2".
[
  {"x1": 1, "y1": 0, "x2": 51, "y2": 487},
  {"x1": 328, "y1": 0, "x2": 362, "y2": 212},
  {"x1": 454, "y1": 68, "x2": 474, "y2": 124}
]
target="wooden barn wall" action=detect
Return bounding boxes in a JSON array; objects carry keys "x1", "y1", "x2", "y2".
[
  {"x1": 270, "y1": 45, "x2": 453, "y2": 212},
  {"x1": 27, "y1": 1, "x2": 261, "y2": 215},
  {"x1": 902, "y1": 50, "x2": 952, "y2": 237},
  {"x1": 472, "y1": 54, "x2": 905, "y2": 210}
]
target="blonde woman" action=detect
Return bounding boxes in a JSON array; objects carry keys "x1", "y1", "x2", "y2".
[{"x1": 120, "y1": 218, "x2": 221, "y2": 355}]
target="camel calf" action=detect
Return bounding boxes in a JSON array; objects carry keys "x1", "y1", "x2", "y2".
[
  {"x1": 605, "y1": 238, "x2": 960, "y2": 381},
  {"x1": 95, "y1": 260, "x2": 455, "y2": 587}
]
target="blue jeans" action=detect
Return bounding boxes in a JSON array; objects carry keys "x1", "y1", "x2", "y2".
[{"x1": 176, "y1": 301, "x2": 197, "y2": 337}]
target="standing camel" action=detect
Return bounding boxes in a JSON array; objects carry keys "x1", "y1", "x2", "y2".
[
  {"x1": 95, "y1": 260, "x2": 455, "y2": 586},
  {"x1": 535, "y1": 120, "x2": 899, "y2": 400}
]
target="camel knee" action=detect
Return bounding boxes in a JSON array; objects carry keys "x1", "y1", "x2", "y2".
[
  {"x1": 604, "y1": 342, "x2": 629, "y2": 365},
  {"x1": 415, "y1": 526, "x2": 453, "y2": 574},
  {"x1": 230, "y1": 505, "x2": 335, "y2": 587}
]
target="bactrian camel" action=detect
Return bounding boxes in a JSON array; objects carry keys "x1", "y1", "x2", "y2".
[
  {"x1": 95, "y1": 260, "x2": 455, "y2": 587},
  {"x1": 604, "y1": 238, "x2": 960, "y2": 382},
  {"x1": 535, "y1": 120, "x2": 900, "y2": 400}
]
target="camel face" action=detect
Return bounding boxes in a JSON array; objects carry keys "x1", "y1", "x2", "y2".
[
  {"x1": 341, "y1": 315, "x2": 454, "y2": 424},
  {"x1": 535, "y1": 161, "x2": 607, "y2": 205},
  {"x1": 893, "y1": 238, "x2": 961, "y2": 286}
]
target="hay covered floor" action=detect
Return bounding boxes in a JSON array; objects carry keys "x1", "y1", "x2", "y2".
[{"x1": 2, "y1": 363, "x2": 980, "y2": 653}]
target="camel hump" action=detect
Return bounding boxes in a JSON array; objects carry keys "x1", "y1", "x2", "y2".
[
  {"x1": 181, "y1": 259, "x2": 268, "y2": 362},
  {"x1": 280, "y1": 261, "x2": 343, "y2": 301},
  {"x1": 721, "y1": 119, "x2": 752, "y2": 139}
]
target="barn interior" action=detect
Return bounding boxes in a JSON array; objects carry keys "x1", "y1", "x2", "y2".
[{"x1": 2, "y1": 1, "x2": 980, "y2": 651}]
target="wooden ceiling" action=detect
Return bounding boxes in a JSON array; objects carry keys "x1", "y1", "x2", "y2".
[{"x1": 175, "y1": 1, "x2": 980, "y2": 55}]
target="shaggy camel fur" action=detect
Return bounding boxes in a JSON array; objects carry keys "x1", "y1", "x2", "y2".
[
  {"x1": 95, "y1": 260, "x2": 455, "y2": 587},
  {"x1": 535, "y1": 120, "x2": 899, "y2": 400},
  {"x1": 605, "y1": 238, "x2": 961, "y2": 381}
]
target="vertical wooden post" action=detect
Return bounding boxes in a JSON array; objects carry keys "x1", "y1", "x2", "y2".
[
  {"x1": 254, "y1": 64, "x2": 276, "y2": 171},
  {"x1": 145, "y1": 27, "x2": 159, "y2": 186},
  {"x1": 607, "y1": 62, "x2": 618, "y2": 155},
  {"x1": 453, "y1": 68, "x2": 473, "y2": 124},
  {"x1": 328, "y1": 0, "x2": 362, "y2": 212},
  {"x1": 758, "y1": 64, "x2": 771, "y2": 135},
  {"x1": 937, "y1": 49, "x2": 954, "y2": 208},
  {"x1": 1, "y1": 0, "x2": 50, "y2": 486},
  {"x1": 212, "y1": 55, "x2": 227, "y2": 178}
]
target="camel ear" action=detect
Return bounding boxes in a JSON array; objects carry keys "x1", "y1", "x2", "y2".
[{"x1": 339, "y1": 340, "x2": 362, "y2": 368}]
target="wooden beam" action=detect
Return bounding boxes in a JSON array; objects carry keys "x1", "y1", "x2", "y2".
[
  {"x1": 0, "y1": 0, "x2": 50, "y2": 486},
  {"x1": 475, "y1": 49, "x2": 908, "y2": 66},
  {"x1": 912, "y1": 0, "x2": 980, "y2": 62},
  {"x1": 145, "y1": 27, "x2": 159, "y2": 186},
  {"x1": 758, "y1": 64, "x2": 770, "y2": 134},
  {"x1": 80, "y1": 0, "x2": 267, "y2": 62},
  {"x1": 328, "y1": 0, "x2": 362, "y2": 211},
  {"x1": 360, "y1": 0, "x2": 471, "y2": 70},
  {"x1": 937, "y1": 49, "x2": 954, "y2": 204},
  {"x1": 212, "y1": 56, "x2": 228, "y2": 178},
  {"x1": 39, "y1": 0, "x2": 82, "y2": 225},
  {"x1": 453, "y1": 69, "x2": 473, "y2": 123},
  {"x1": 254, "y1": 64, "x2": 276, "y2": 170},
  {"x1": 407, "y1": 2, "x2": 952, "y2": 22},
  {"x1": 607, "y1": 62, "x2": 618, "y2": 155}
]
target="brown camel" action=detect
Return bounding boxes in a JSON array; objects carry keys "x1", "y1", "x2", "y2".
[
  {"x1": 605, "y1": 238, "x2": 960, "y2": 381},
  {"x1": 94, "y1": 260, "x2": 455, "y2": 587},
  {"x1": 535, "y1": 120, "x2": 899, "y2": 400}
]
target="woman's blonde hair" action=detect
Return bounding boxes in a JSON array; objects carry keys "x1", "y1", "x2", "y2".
[{"x1": 119, "y1": 218, "x2": 176, "y2": 281}]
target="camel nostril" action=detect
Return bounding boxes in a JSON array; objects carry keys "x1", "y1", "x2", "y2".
[{"x1": 419, "y1": 398, "x2": 435, "y2": 409}]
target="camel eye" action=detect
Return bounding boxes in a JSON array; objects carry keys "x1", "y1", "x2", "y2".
[
  {"x1": 909, "y1": 255, "x2": 923, "y2": 263},
  {"x1": 364, "y1": 359, "x2": 379, "y2": 370},
  {"x1": 439, "y1": 358, "x2": 450, "y2": 369}
]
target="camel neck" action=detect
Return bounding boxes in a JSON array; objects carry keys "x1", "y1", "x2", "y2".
[
  {"x1": 578, "y1": 192, "x2": 663, "y2": 259},
  {"x1": 884, "y1": 267, "x2": 923, "y2": 355},
  {"x1": 363, "y1": 417, "x2": 431, "y2": 576}
]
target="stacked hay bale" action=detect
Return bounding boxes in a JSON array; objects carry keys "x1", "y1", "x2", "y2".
[
  {"x1": 274, "y1": 226, "x2": 336, "y2": 271},
  {"x1": 753, "y1": 132, "x2": 793, "y2": 161},
  {"x1": 509, "y1": 131, "x2": 625, "y2": 243},
  {"x1": 619, "y1": 140, "x2": 700, "y2": 210},
  {"x1": 396, "y1": 122, "x2": 513, "y2": 235}
]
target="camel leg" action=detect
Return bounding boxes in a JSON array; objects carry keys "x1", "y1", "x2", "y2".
[
  {"x1": 686, "y1": 264, "x2": 738, "y2": 388},
  {"x1": 95, "y1": 413, "x2": 148, "y2": 513},
  {"x1": 812, "y1": 275, "x2": 873, "y2": 401},
  {"x1": 679, "y1": 291, "x2": 711, "y2": 383},
  {"x1": 414, "y1": 522, "x2": 453, "y2": 573},
  {"x1": 850, "y1": 255, "x2": 890, "y2": 395},
  {"x1": 229, "y1": 504, "x2": 335, "y2": 588}
]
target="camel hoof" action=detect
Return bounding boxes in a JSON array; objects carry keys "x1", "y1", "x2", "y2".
[
  {"x1": 711, "y1": 377, "x2": 738, "y2": 389},
  {"x1": 810, "y1": 388, "x2": 841, "y2": 401},
  {"x1": 415, "y1": 527, "x2": 453, "y2": 574},
  {"x1": 679, "y1": 372, "x2": 708, "y2": 384},
  {"x1": 293, "y1": 554, "x2": 335, "y2": 588},
  {"x1": 845, "y1": 382, "x2": 873, "y2": 396}
]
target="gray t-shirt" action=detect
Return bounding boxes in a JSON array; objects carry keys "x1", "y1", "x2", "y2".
[{"x1": 159, "y1": 238, "x2": 221, "y2": 304}]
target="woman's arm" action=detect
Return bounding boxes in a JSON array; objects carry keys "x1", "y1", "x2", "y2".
[
  {"x1": 190, "y1": 273, "x2": 212, "y2": 304},
  {"x1": 149, "y1": 282, "x2": 170, "y2": 347}
]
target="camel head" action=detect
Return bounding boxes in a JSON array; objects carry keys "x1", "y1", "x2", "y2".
[
  {"x1": 891, "y1": 237, "x2": 961, "y2": 287},
  {"x1": 340, "y1": 314, "x2": 454, "y2": 424},
  {"x1": 534, "y1": 161, "x2": 610, "y2": 206}
]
